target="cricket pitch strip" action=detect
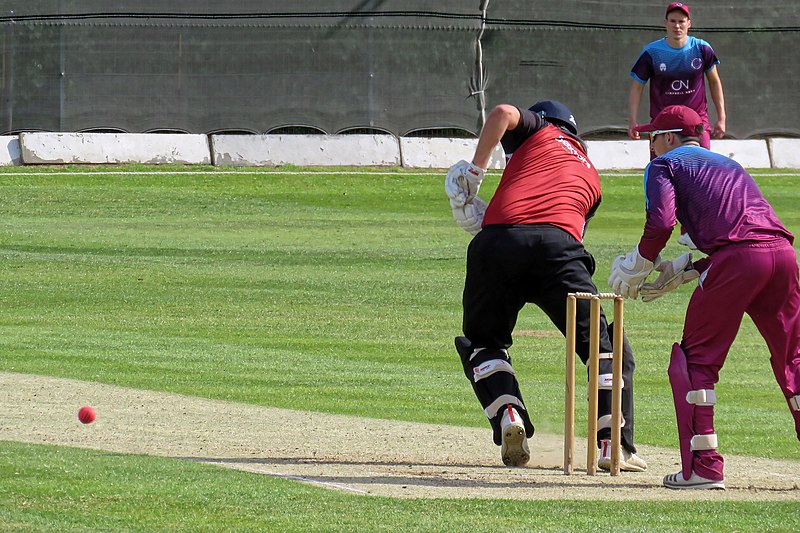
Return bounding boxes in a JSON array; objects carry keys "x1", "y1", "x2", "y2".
[{"x1": 2, "y1": 372, "x2": 798, "y2": 501}]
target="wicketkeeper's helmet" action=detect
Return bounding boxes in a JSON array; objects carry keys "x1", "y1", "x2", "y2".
[{"x1": 528, "y1": 100, "x2": 578, "y2": 134}]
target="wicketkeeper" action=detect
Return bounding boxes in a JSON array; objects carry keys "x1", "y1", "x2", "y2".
[
  {"x1": 609, "y1": 105, "x2": 800, "y2": 489},
  {"x1": 446, "y1": 100, "x2": 647, "y2": 471}
]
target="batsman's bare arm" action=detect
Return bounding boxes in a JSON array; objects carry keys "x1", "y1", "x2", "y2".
[
  {"x1": 472, "y1": 105, "x2": 521, "y2": 169},
  {"x1": 706, "y1": 66, "x2": 726, "y2": 139}
]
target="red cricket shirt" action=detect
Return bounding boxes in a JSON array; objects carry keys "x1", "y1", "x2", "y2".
[{"x1": 483, "y1": 120, "x2": 601, "y2": 243}]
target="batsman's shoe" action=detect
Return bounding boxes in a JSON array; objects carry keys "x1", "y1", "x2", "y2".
[
  {"x1": 500, "y1": 405, "x2": 530, "y2": 467},
  {"x1": 596, "y1": 439, "x2": 648, "y2": 472},
  {"x1": 663, "y1": 471, "x2": 725, "y2": 490}
]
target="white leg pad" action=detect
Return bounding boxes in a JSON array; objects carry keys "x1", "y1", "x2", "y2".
[
  {"x1": 597, "y1": 414, "x2": 625, "y2": 431},
  {"x1": 598, "y1": 352, "x2": 622, "y2": 390},
  {"x1": 790, "y1": 395, "x2": 800, "y2": 411},
  {"x1": 690, "y1": 433, "x2": 718, "y2": 451},
  {"x1": 686, "y1": 389, "x2": 717, "y2": 406},
  {"x1": 598, "y1": 373, "x2": 624, "y2": 390},
  {"x1": 470, "y1": 347, "x2": 508, "y2": 361},
  {"x1": 484, "y1": 394, "x2": 524, "y2": 419},
  {"x1": 473, "y1": 359, "x2": 515, "y2": 382}
]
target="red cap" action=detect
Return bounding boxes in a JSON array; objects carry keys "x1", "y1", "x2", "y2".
[
  {"x1": 666, "y1": 2, "x2": 690, "y2": 18},
  {"x1": 634, "y1": 105, "x2": 704, "y2": 136}
]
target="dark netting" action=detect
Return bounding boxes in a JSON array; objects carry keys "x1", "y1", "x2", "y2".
[
  {"x1": 483, "y1": 1, "x2": 800, "y2": 139},
  {"x1": 0, "y1": 1, "x2": 798, "y2": 138}
]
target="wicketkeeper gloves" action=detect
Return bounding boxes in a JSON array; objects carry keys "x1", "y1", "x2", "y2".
[
  {"x1": 608, "y1": 246, "x2": 656, "y2": 299},
  {"x1": 640, "y1": 253, "x2": 699, "y2": 302}
]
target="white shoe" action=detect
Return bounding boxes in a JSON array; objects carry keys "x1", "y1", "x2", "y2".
[
  {"x1": 596, "y1": 439, "x2": 648, "y2": 472},
  {"x1": 500, "y1": 406, "x2": 530, "y2": 467},
  {"x1": 663, "y1": 471, "x2": 725, "y2": 490}
]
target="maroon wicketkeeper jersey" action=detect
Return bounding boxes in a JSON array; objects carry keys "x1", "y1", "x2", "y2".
[{"x1": 638, "y1": 145, "x2": 793, "y2": 261}]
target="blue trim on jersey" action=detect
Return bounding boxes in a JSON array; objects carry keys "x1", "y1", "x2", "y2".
[
  {"x1": 644, "y1": 36, "x2": 712, "y2": 55},
  {"x1": 643, "y1": 163, "x2": 653, "y2": 210},
  {"x1": 663, "y1": 145, "x2": 728, "y2": 169},
  {"x1": 633, "y1": 36, "x2": 720, "y2": 78}
]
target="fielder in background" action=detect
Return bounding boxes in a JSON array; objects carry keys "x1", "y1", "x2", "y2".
[
  {"x1": 628, "y1": 2, "x2": 726, "y2": 154},
  {"x1": 445, "y1": 101, "x2": 647, "y2": 472},
  {"x1": 608, "y1": 105, "x2": 800, "y2": 490}
]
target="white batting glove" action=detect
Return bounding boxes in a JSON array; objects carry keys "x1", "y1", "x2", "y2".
[
  {"x1": 452, "y1": 196, "x2": 487, "y2": 236},
  {"x1": 608, "y1": 246, "x2": 656, "y2": 299},
  {"x1": 445, "y1": 160, "x2": 485, "y2": 208},
  {"x1": 678, "y1": 233, "x2": 698, "y2": 250},
  {"x1": 640, "y1": 253, "x2": 700, "y2": 302}
]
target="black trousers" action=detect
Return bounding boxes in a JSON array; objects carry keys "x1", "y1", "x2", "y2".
[{"x1": 462, "y1": 224, "x2": 637, "y2": 452}]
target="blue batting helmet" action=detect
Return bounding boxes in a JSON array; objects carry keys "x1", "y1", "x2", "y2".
[{"x1": 528, "y1": 100, "x2": 578, "y2": 134}]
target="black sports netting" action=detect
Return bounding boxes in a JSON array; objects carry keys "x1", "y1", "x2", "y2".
[{"x1": 1, "y1": 1, "x2": 797, "y2": 138}]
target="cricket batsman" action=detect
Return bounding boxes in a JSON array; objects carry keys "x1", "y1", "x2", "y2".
[{"x1": 445, "y1": 100, "x2": 647, "y2": 471}]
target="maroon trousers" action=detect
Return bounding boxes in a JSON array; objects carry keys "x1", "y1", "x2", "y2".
[{"x1": 680, "y1": 239, "x2": 800, "y2": 480}]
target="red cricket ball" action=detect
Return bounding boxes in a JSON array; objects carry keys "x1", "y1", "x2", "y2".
[{"x1": 78, "y1": 406, "x2": 96, "y2": 424}]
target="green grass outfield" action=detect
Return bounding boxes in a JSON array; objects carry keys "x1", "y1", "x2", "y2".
[{"x1": 1, "y1": 165, "x2": 799, "y2": 531}]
